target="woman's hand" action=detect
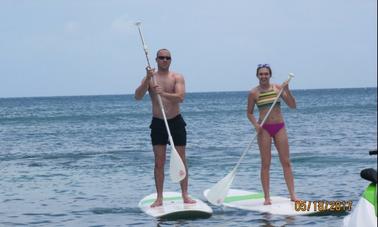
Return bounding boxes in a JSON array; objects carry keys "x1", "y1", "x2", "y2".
[
  {"x1": 255, "y1": 124, "x2": 262, "y2": 134},
  {"x1": 281, "y1": 80, "x2": 290, "y2": 92}
]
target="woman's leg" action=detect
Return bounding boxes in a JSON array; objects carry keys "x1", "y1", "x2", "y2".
[
  {"x1": 258, "y1": 130, "x2": 273, "y2": 205},
  {"x1": 273, "y1": 128, "x2": 298, "y2": 201}
]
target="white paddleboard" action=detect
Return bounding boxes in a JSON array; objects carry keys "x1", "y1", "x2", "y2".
[
  {"x1": 204, "y1": 188, "x2": 322, "y2": 216},
  {"x1": 139, "y1": 192, "x2": 213, "y2": 219}
]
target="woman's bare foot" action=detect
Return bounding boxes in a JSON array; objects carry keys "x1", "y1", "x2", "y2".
[
  {"x1": 183, "y1": 195, "x2": 196, "y2": 204},
  {"x1": 150, "y1": 198, "x2": 163, "y2": 208},
  {"x1": 290, "y1": 196, "x2": 300, "y2": 202}
]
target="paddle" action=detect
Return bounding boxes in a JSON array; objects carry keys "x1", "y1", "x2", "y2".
[
  {"x1": 206, "y1": 74, "x2": 294, "y2": 205},
  {"x1": 135, "y1": 21, "x2": 186, "y2": 183}
]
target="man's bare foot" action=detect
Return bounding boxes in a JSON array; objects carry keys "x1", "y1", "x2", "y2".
[
  {"x1": 263, "y1": 199, "x2": 272, "y2": 205},
  {"x1": 183, "y1": 195, "x2": 196, "y2": 204},
  {"x1": 150, "y1": 198, "x2": 163, "y2": 208}
]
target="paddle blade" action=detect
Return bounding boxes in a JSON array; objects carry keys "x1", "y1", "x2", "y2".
[
  {"x1": 205, "y1": 170, "x2": 236, "y2": 205},
  {"x1": 169, "y1": 147, "x2": 186, "y2": 182}
]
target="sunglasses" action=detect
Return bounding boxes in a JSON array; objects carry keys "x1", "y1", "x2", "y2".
[
  {"x1": 157, "y1": 56, "x2": 171, "y2": 60},
  {"x1": 257, "y1": 64, "x2": 270, "y2": 68}
]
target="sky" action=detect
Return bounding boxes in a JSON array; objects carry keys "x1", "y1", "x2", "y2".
[{"x1": 0, "y1": 0, "x2": 376, "y2": 98}]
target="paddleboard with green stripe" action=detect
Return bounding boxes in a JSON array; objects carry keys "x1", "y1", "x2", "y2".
[
  {"x1": 138, "y1": 192, "x2": 212, "y2": 219},
  {"x1": 204, "y1": 188, "x2": 322, "y2": 216}
]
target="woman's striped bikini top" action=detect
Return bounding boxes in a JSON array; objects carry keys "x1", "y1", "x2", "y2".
[{"x1": 256, "y1": 86, "x2": 281, "y2": 109}]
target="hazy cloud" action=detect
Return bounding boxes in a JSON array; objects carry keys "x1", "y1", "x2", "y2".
[
  {"x1": 111, "y1": 15, "x2": 135, "y2": 34},
  {"x1": 64, "y1": 21, "x2": 80, "y2": 33}
]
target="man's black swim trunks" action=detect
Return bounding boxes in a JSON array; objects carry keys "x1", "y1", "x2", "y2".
[{"x1": 150, "y1": 114, "x2": 187, "y2": 146}]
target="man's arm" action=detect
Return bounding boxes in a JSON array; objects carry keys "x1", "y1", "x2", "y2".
[
  {"x1": 134, "y1": 67, "x2": 154, "y2": 100},
  {"x1": 158, "y1": 74, "x2": 185, "y2": 103}
]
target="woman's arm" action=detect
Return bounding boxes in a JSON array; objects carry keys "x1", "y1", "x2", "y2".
[
  {"x1": 276, "y1": 83, "x2": 296, "y2": 109},
  {"x1": 247, "y1": 89, "x2": 261, "y2": 130}
]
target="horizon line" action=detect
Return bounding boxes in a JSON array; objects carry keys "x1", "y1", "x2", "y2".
[{"x1": 0, "y1": 86, "x2": 376, "y2": 99}]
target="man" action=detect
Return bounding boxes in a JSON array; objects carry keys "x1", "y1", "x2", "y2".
[{"x1": 135, "y1": 49, "x2": 196, "y2": 207}]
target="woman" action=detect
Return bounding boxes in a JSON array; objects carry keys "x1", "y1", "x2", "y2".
[{"x1": 247, "y1": 64, "x2": 298, "y2": 205}]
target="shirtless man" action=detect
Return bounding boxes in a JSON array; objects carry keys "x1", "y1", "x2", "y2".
[{"x1": 134, "y1": 49, "x2": 196, "y2": 207}]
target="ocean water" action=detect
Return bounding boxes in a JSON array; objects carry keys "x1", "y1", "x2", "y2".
[{"x1": 0, "y1": 88, "x2": 377, "y2": 227}]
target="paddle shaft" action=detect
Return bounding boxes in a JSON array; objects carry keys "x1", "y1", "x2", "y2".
[{"x1": 136, "y1": 24, "x2": 175, "y2": 147}]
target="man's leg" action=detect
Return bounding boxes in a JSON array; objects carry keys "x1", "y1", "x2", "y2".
[
  {"x1": 150, "y1": 145, "x2": 167, "y2": 207},
  {"x1": 176, "y1": 146, "x2": 196, "y2": 204}
]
